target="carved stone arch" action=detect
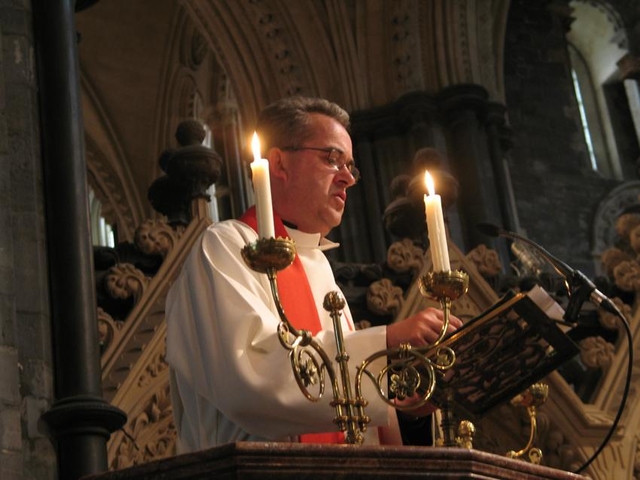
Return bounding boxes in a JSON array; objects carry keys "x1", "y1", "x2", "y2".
[
  {"x1": 153, "y1": 8, "x2": 249, "y2": 218},
  {"x1": 591, "y1": 180, "x2": 640, "y2": 272},
  {"x1": 174, "y1": 0, "x2": 511, "y2": 117},
  {"x1": 81, "y1": 74, "x2": 147, "y2": 242},
  {"x1": 474, "y1": 0, "x2": 510, "y2": 102},
  {"x1": 153, "y1": 6, "x2": 233, "y2": 144},
  {"x1": 180, "y1": 0, "x2": 369, "y2": 124},
  {"x1": 186, "y1": 57, "x2": 233, "y2": 127},
  {"x1": 86, "y1": 138, "x2": 137, "y2": 242},
  {"x1": 418, "y1": 0, "x2": 509, "y2": 101},
  {"x1": 355, "y1": 0, "x2": 424, "y2": 105},
  {"x1": 157, "y1": 68, "x2": 202, "y2": 148},
  {"x1": 178, "y1": 16, "x2": 208, "y2": 72},
  {"x1": 178, "y1": 74, "x2": 202, "y2": 120},
  {"x1": 210, "y1": 72, "x2": 239, "y2": 127}
]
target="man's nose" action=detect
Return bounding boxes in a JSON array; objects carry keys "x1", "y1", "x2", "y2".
[{"x1": 336, "y1": 166, "x2": 357, "y2": 187}]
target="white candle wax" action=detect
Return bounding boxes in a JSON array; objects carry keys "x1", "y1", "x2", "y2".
[
  {"x1": 251, "y1": 132, "x2": 275, "y2": 239},
  {"x1": 423, "y1": 171, "x2": 450, "y2": 272}
]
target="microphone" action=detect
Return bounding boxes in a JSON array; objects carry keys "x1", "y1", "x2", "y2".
[
  {"x1": 477, "y1": 222, "x2": 618, "y2": 322},
  {"x1": 510, "y1": 240, "x2": 546, "y2": 277}
]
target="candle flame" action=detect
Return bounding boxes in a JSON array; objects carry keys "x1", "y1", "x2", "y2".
[
  {"x1": 424, "y1": 171, "x2": 435, "y2": 196},
  {"x1": 251, "y1": 132, "x2": 261, "y2": 163}
]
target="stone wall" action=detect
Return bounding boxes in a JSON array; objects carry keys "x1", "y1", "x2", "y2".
[
  {"x1": 0, "y1": 1, "x2": 56, "y2": 479},
  {"x1": 503, "y1": 0, "x2": 620, "y2": 275}
]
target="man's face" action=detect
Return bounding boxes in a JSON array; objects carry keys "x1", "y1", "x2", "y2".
[{"x1": 275, "y1": 113, "x2": 357, "y2": 236}]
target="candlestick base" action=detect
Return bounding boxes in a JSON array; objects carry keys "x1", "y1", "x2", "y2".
[
  {"x1": 242, "y1": 236, "x2": 368, "y2": 443},
  {"x1": 241, "y1": 237, "x2": 296, "y2": 274},
  {"x1": 418, "y1": 270, "x2": 469, "y2": 302},
  {"x1": 506, "y1": 382, "x2": 548, "y2": 464},
  {"x1": 416, "y1": 269, "x2": 470, "y2": 447}
]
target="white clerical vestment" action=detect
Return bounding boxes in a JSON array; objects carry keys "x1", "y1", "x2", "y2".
[{"x1": 166, "y1": 219, "x2": 397, "y2": 452}]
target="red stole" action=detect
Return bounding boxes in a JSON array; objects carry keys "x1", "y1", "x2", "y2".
[{"x1": 239, "y1": 207, "x2": 344, "y2": 444}]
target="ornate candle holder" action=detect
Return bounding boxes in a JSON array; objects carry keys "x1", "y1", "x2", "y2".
[
  {"x1": 506, "y1": 382, "x2": 549, "y2": 464},
  {"x1": 242, "y1": 237, "x2": 368, "y2": 444},
  {"x1": 242, "y1": 238, "x2": 469, "y2": 445},
  {"x1": 416, "y1": 270, "x2": 470, "y2": 446},
  {"x1": 418, "y1": 270, "x2": 470, "y2": 344}
]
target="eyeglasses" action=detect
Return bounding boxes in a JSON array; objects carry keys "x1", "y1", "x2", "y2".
[{"x1": 281, "y1": 146, "x2": 360, "y2": 182}]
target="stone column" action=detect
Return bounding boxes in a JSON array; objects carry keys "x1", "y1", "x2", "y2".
[
  {"x1": 33, "y1": 1, "x2": 126, "y2": 478},
  {"x1": 215, "y1": 95, "x2": 248, "y2": 217},
  {"x1": 486, "y1": 101, "x2": 519, "y2": 233},
  {"x1": 438, "y1": 84, "x2": 510, "y2": 257},
  {"x1": 0, "y1": 1, "x2": 58, "y2": 478},
  {"x1": 346, "y1": 93, "x2": 439, "y2": 264},
  {"x1": 349, "y1": 137, "x2": 388, "y2": 262}
]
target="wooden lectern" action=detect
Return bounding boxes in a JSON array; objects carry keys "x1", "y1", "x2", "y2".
[{"x1": 84, "y1": 442, "x2": 588, "y2": 480}]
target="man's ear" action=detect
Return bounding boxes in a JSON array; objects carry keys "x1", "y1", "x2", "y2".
[{"x1": 268, "y1": 148, "x2": 288, "y2": 180}]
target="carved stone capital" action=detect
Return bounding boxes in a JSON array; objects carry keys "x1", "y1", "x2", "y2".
[{"x1": 437, "y1": 84, "x2": 490, "y2": 127}]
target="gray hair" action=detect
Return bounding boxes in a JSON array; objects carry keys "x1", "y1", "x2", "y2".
[{"x1": 256, "y1": 96, "x2": 350, "y2": 151}]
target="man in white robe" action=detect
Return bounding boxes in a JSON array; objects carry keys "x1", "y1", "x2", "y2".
[{"x1": 166, "y1": 96, "x2": 461, "y2": 452}]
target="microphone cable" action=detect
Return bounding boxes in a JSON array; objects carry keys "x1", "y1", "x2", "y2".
[{"x1": 573, "y1": 300, "x2": 632, "y2": 475}]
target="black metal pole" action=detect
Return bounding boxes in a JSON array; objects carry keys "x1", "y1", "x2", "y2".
[{"x1": 32, "y1": 1, "x2": 126, "y2": 479}]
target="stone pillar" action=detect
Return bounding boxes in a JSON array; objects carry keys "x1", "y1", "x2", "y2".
[
  {"x1": 346, "y1": 93, "x2": 439, "y2": 264},
  {"x1": 400, "y1": 91, "x2": 437, "y2": 149},
  {"x1": 438, "y1": 84, "x2": 511, "y2": 263},
  {"x1": 351, "y1": 137, "x2": 388, "y2": 262},
  {"x1": 0, "y1": 1, "x2": 58, "y2": 478},
  {"x1": 33, "y1": 1, "x2": 126, "y2": 479},
  {"x1": 486, "y1": 101, "x2": 519, "y2": 233},
  {"x1": 215, "y1": 90, "x2": 248, "y2": 218}
]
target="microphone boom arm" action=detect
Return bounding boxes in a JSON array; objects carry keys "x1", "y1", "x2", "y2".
[{"x1": 476, "y1": 223, "x2": 618, "y2": 324}]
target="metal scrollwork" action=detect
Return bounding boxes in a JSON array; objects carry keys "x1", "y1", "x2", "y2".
[
  {"x1": 290, "y1": 344, "x2": 326, "y2": 401},
  {"x1": 275, "y1": 297, "x2": 330, "y2": 402},
  {"x1": 241, "y1": 237, "x2": 469, "y2": 444},
  {"x1": 356, "y1": 342, "x2": 456, "y2": 414}
]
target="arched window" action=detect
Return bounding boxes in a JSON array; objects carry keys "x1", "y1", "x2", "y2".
[
  {"x1": 567, "y1": 0, "x2": 639, "y2": 180},
  {"x1": 89, "y1": 188, "x2": 115, "y2": 247},
  {"x1": 569, "y1": 44, "x2": 604, "y2": 172}
]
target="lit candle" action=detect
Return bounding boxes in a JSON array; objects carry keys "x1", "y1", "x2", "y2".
[
  {"x1": 423, "y1": 171, "x2": 450, "y2": 272},
  {"x1": 250, "y1": 132, "x2": 275, "y2": 238}
]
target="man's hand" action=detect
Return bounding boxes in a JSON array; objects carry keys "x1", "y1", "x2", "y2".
[{"x1": 386, "y1": 307, "x2": 463, "y2": 348}]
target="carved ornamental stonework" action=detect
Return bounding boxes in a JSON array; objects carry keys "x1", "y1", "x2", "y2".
[{"x1": 100, "y1": 120, "x2": 219, "y2": 469}]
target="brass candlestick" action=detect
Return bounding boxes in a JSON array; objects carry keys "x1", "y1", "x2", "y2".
[
  {"x1": 353, "y1": 269, "x2": 469, "y2": 445},
  {"x1": 242, "y1": 238, "x2": 469, "y2": 445},
  {"x1": 417, "y1": 269, "x2": 470, "y2": 446},
  {"x1": 242, "y1": 237, "x2": 369, "y2": 444}
]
